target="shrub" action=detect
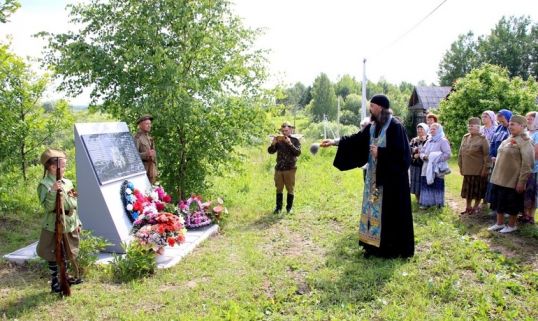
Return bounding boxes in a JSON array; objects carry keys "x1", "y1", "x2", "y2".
[
  {"x1": 110, "y1": 241, "x2": 157, "y2": 283},
  {"x1": 302, "y1": 121, "x2": 359, "y2": 140},
  {"x1": 75, "y1": 230, "x2": 110, "y2": 277}
]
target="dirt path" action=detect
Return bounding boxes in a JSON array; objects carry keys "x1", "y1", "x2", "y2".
[{"x1": 445, "y1": 193, "x2": 538, "y2": 270}]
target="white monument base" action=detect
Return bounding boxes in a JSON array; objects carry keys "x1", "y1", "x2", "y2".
[{"x1": 2, "y1": 224, "x2": 219, "y2": 269}]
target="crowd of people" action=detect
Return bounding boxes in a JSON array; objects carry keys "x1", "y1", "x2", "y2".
[{"x1": 409, "y1": 110, "x2": 537, "y2": 233}]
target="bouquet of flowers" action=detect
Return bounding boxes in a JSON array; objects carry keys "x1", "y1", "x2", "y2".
[
  {"x1": 179, "y1": 195, "x2": 227, "y2": 229},
  {"x1": 179, "y1": 195, "x2": 213, "y2": 229},
  {"x1": 132, "y1": 206, "x2": 186, "y2": 252},
  {"x1": 121, "y1": 180, "x2": 186, "y2": 252}
]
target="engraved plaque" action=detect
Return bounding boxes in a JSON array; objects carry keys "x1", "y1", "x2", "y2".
[{"x1": 81, "y1": 132, "x2": 146, "y2": 185}]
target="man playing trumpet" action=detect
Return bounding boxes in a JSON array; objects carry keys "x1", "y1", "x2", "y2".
[{"x1": 268, "y1": 121, "x2": 301, "y2": 214}]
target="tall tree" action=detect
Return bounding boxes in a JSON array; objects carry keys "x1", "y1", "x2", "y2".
[
  {"x1": 437, "y1": 32, "x2": 480, "y2": 86},
  {"x1": 479, "y1": 16, "x2": 536, "y2": 80},
  {"x1": 41, "y1": 0, "x2": 267, "y2": 197},
  {"x1": 438, "y1": 16, "x2": 538, "y2": 85},
  {"x1": 439, "y1": 64, "x2": 538, "y2": 144},
  {"x1": 0, "y1": 0, "x2": 19, "y2": 23},
  {"x1": 335, "y1": 74, "x2": 360, "y2": 99},
  {"x1": 0, "y1": 44, "x2": 73, "y2": 179},
  {"x1": 308, "y1": 73, "x2": 337, "y2": 122}
]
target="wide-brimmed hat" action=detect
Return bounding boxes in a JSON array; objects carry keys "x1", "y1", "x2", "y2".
[
  {"x1": 137, "y1": 114, "x2": 153, "y2": 124},
  {"x1": 40, "y1": 148, "x2": 66, "y2": 165}
]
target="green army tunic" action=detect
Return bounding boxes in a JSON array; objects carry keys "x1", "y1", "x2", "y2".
[
  {"x1": 36, "y1": 174, "x2": 81, "y2": 261},
  {"x1": 134, "y1": 130, "x2": 158, "y2": 184}
]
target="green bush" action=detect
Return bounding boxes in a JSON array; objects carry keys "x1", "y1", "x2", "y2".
[
  {"x1": 110, "y1": 241, "x2": 157, "y2": 283},
  {"x1": 76, "y1": 230, "x2": 110, "y2": 277},
  {"x1": 302, "y1": 121, "x2": 359, "y2": 140}
]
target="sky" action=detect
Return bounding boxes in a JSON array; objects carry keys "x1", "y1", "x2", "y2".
[{"x1": 1, "y1": 0, "x2": 537, "y2": 104}]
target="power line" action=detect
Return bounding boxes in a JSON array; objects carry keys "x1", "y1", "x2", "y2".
[{"x1": 372, "y1": 0, "x2": 449, "y2": 57}]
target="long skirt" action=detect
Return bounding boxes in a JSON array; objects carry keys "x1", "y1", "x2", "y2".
[
  {"x1": 419, "y1": 176, "x2": 445, "y2": 207},
  {"x1": 461, "y1": 175, "x2": 488, "y2": 200},
  {"x1": 409, "y1": 165, "x2": 422, "y2": 195},
  {"x1": 489, "y1": 184, "x2": 523, "y2": 215},
  {"x1": 36, "y1": 229, "x2": 80, "y2": 262},
  {"x1": 524, "y1": 172, "x2": 538, "y2": 209}
]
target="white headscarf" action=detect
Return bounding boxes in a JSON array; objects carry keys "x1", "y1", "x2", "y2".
[
  {"x1": 482, "y1": 110, "x2": 498, "y2": 127},
  {"x1": 416, "y1": 123, "x2": 429, "y2": 137}
]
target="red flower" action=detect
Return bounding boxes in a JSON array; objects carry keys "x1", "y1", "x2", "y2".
[
  {"x1": 155, "y1": 202, "x2": 165, "y2": 211},
  {"x1": 167, "y1": 237, "x2": 175, "y2": 246},
  {"x1": 162, "y1": 195, "x2": 172, "y2": 203}
]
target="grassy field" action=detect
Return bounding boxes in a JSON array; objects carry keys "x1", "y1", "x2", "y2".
[{"x1": 1, "y1": 141, "x2": 537, "y2": 320}]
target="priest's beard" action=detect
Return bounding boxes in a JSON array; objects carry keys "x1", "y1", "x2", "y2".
[{"x1": 369, "y1": 108, "x2": 392, "y2": 136}]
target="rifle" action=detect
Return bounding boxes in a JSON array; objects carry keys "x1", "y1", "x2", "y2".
[{"x1": 54, "y1": 157, "x2": 71, "y2": 296}]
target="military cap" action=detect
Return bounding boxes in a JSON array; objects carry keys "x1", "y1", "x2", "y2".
[
  {"x1": 510, "y1": 114, "x2": 527, "y2": 127},
  {"x1": 281, "y1": 121, "x2": 294, "y2": 128},
  {"x1": 136, "y1": 114, "x2": 153, "y2": 124},
  {"x1": 40, "y1": 149, "x2": 66, "y2": 165}
]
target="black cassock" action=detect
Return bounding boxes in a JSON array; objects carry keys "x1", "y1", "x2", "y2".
[{"x1": 334, "y1": 117, "x2": 414, "y2": 258}]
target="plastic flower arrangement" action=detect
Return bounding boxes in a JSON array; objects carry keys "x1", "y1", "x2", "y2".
[
  {"x1": 179, "y1": 195, "x2": 227, "y2": 229},
  {"x1": 179, "y1": 195, "x2": 212, "y2": 229},
  {"x1": 121, "y1": 180, "x2": 186, "y2": 253}
]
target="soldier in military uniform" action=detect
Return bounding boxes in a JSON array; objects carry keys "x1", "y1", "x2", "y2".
[
  {"x1": 36, "y1": 149, "x2": 82, "y2": 293},
  {"x1": 268, "y1": 121, "x2": 301, "y2": 214},
  {"x1": 134, "y1": 114, "x2": 158, "y2": 184}
]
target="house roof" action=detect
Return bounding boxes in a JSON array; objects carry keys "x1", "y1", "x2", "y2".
[{"x1": 408, "y1": 86, "x2": 452, "y2": 110}]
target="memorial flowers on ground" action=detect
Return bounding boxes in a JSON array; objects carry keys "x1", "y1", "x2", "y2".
[
  {"x1": 179, "y1": 195, "x2": 227, "y2": 229},
  {"x1": 121, "y1": 180, "x2": 186, "y2": 253}
]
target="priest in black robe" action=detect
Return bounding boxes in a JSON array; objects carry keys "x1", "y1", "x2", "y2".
[{"x1": 321, "y1": 94, "x2": 414, "y2": 258}]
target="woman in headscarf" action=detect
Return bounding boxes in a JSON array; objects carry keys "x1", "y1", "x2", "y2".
[
  {"x1": 476, "y1": 110, "x2": 499, "y2": 211},
  {"x1": 488, "y1": 115, "x2": 534, "y2": 233},
  {"x1": 409, "y1": 123, "x2": 429, "y2": 202},
  {"x1": 485, "y1": 109, "x2": 512, "y2": 213},
  {"x1": 419, "y1": 123, "x2": 452, "y2": 209},
  {"x1": 458, "y1": 117, "x2": 489, "y2": 214},
  {"x1": 480, "y1": 110, "x2": 498, "y2": 143},
  {"x1": 522, "y1": 111, "x2": 538, "y2": 224}
]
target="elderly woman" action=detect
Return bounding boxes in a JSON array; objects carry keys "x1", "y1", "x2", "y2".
[
  {"x1": 458, "y1": 117, "x2": 489, "y2": 214},
  {"x1": 410, "y1": 123, "x2": 429, "y2": 202},
  {"x1": 488, "y1": 115, "x2": 534, "y2": 233},
  {"x1": 480, "y1": 110, "x2": 498, "y2": 143},
  {"x1": 522, "y1": 112, "x2": 538, "y2": 224},
  {"x1": 419, "y1": 123, "x2": 452, "y2": 209},
  {"x1": 485, "y1": 109, "x2": 512, "y2": 214}
]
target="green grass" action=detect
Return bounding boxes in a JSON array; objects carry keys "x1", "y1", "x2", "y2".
[{"x1": 1, "y1": 143, "x2": 537, "y2": 320}]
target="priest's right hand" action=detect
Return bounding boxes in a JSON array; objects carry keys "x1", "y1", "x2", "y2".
[{"x1": 320, "y1": 139, "x2": 334, "y2": 147}]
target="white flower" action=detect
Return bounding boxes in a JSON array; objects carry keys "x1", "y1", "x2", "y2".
[
  {"x1": 125, "y1": 188, "x2": 132, "y2": 195},
  {"x1": 150, "y1": 191, "x2": 158, "y2": 200},
  {"x1": 126, "y1": 204, "x2": 133, "y2": 211}
]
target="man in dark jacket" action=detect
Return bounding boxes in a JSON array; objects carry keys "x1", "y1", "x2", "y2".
[{"x1": 268, "y1": 121, "x2": 301, "y2": 214}]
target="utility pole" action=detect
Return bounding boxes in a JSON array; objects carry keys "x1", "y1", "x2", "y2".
[
  {"x1": 336, "y1": 96, "x2": 340, "y2": 138},
  {"x1": 361, "y1": 58, "x2": 367, "y2": 120}
]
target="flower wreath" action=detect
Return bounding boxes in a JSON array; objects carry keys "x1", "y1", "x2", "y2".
[
  {"x1": 179, "y1": 195, "x2": 212, "y2": 229},
  {"x1": 120, "y1": 180, "x2": 142, "y2": 223}
]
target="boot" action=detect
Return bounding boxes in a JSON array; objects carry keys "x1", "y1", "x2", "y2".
[
  {"x1": 48, "y1": 261, "x2": 61, "y2": 293},
  {"x1": 286, "y1": 194, "x2": 294, "y2": 214},
  {"x1": 273, "y1": 193, "x2": 283, "y2": 214}
]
